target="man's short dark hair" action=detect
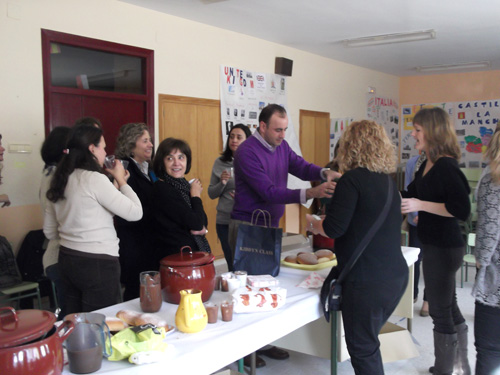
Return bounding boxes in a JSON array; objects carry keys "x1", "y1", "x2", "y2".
[{"x1": 258, "y1": 104, "x2": 287, "y2": 126}]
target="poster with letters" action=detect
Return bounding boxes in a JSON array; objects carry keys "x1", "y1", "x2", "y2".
[
  {"x1": 220, "y1": 65, "x2": 313, "y2": 205},
  {"x1": 366, "y1": 95, "x2": 399, "y2": 149},
  {"x1": 400, "y1": 100, "x2": 499, "y2": 167}
]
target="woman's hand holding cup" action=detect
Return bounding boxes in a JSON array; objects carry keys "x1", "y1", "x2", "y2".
[
  {"x1": 190, "y1": 178, "x2": 203, "y2": 197},
  {"x1": 220, "y1": 170, "x2": 231, "y2": 185}
]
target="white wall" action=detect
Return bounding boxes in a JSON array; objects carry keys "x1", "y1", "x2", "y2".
[{"x1": 0, "y1": 0, "x2": 398, "y2": 246}]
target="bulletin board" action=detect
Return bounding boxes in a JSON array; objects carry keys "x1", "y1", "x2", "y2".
[
  {"x1": 400, "y1": 100, "x2": 500, "y2": 167},
  {"x1": 329, "y1": 117, "x2": 354, "y2": 161}
]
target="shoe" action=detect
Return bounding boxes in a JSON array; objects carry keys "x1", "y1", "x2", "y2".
[
  {"x1": 420, "y1": 309, "x2": 430, "y2": 317},
  {"x1": 243, "y1": 354, "x2": 266, "y2": 368},
  {"x1": 257, "y1": 346, "x2": 290, "y2": 360}
]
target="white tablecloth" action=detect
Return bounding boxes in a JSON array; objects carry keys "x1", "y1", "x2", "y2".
[{"x1": 61, "y1": 246, "x2": 419, "y2": 375}]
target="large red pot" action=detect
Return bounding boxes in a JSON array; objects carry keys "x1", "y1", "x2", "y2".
[
  {"x1": 0, "y1": 307, "x2": 74, "y2": 375},
  {"x1": 160, "y1": 246, "x2": 216, "y2": 304}
]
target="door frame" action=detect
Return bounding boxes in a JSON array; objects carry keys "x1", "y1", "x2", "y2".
[{"x1": 41, "y1": 29, "x2": 154, "y2": 135}]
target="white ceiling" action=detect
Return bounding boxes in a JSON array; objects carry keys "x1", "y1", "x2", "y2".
[{"x1": 120, "y1": 0, "x2": 500, "y2": 77}]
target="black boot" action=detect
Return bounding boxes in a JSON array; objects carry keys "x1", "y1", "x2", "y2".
[
  {"x1": 429, "y1": 331, "x2": 457, "y2": 375},
  {"x1": 453, "y1": 322, "x2": 471, "y2": 375}
]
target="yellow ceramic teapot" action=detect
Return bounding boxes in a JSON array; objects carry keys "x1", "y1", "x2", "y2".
[{"x1": 175, "y1": 289, "x2": 208, "y2": 333}]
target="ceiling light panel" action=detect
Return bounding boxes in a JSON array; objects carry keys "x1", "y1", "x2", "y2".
[{"x1": 343, "y1": 29, "x2": 436, "y2": 48}]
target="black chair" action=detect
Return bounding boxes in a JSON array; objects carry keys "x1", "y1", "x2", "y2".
[{"x1": 16, "y1": 230, "x2": 59, "y2": 311}]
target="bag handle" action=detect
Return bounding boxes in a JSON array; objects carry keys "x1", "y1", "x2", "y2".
[{"x1": 251, "y1": 209, "x2": 272, "y2": 227}]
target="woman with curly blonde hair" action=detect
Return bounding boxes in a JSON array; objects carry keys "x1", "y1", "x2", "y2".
[
  {"x1": 307, "y1": 120, "x2": 407, "y2": 375},
  {"x1": 401, "y1": 107, "x2": 471, "y2": 375}
]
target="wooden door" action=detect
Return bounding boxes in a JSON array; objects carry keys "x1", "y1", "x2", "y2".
[
  {"x1": 298, "y1": 110, "x2": 331, "y2": 235},
  {"x1": 159, "y1": 95, "x2": 223, "y2": 258}
]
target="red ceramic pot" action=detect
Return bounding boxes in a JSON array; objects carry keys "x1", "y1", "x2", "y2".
[
  {"x1": 160, "y1": 246, "x2": 216, "y2": 304},
  {"x1": 0, "y1": 307, "x2": 74, "y2": 375}
]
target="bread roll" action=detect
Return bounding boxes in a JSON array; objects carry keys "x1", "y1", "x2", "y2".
[
  {"x1": 106, "y1": 317, "x2": 128, "y2": 332},
  {"x1": 315, "y1": 249, "x2": 334, "y2": 260},
  {"x1": 297, "y1": 252, "x2": 318, "y2": 265},
  {"x1": 116, "y1": 310, "x2": 172, "y2": 331},
  {"x1": 116, "y1": 310, "x2": 140, "y2": 326},
  {"x1": 284, "y1": 255, "x2": 298, "y2": 263}
]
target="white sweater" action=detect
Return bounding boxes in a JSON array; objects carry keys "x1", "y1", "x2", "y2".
[{"x1": 43, "y1": 169, "x2": 143, "y2": 257}]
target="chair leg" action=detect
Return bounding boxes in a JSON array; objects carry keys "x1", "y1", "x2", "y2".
[
  {"x1": 36, "y1": 286, "x2": 42, "y2": 309},
  {"x1": 460, "y1": 262, "x2": 464, "y2": 288}
]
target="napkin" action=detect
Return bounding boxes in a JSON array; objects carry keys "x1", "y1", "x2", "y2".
[{"x1": 297, "y1": 272, "x2": 325, "y2": 289}]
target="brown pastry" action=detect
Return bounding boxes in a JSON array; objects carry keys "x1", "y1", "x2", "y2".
[
  {"x1": 315, "y1": 249, "x2": 335, "y2": 260},
  {"x1": 284, "y1": 255, "x2": 298, "y2": 263},
  {"x1": 106, "y1": 317, "x2": 128, "y2": 332},
  {"x1": 297, "y1": 252, "x2": 319, "y2": 265}
]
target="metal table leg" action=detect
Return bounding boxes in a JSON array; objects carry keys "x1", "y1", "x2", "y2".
[
  {"x1": 331, "y1": 311, "x2": 338, "y2": 375},
  {"x1": 250, "y1": 351, "x2": 256, "y2": 375},
  {"x1": 238, "y1": 358, "x2": 244, "y2": 373}
]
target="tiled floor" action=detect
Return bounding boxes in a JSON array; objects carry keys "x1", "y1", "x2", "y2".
[{"x1": 214, "y1": 261, "x2": 478, "y2": 375}]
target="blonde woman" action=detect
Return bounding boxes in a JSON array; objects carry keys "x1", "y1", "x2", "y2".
[
  {"x1": 307, "y1": 120, "x2": 407, "y2": 375},
  {"x1": 401, "y1": 107, "x2": 471, "y2": 375},
  {"x1": 473, "y1": 125, "x2": 500, "y2": 375}
]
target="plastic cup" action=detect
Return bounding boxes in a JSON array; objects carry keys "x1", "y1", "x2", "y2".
[
  {"x1": 204, "y1": 303, "x2": 218, "y2": 324},
  {"x1": 221, "y1": 301, "x2": 234, "y2": 322},
  {"x1": 104, "y1": 155, "x2": 115, "y2": 169},
  {"x1": 66, "y1": 323, "x2": 103, "y2": 374},
  {"x1": 120, "y1": 160, "x2": 129, "y2": 170},
  {"x1": 140, "y1": 271, "x2": 162, "y2": 313}
]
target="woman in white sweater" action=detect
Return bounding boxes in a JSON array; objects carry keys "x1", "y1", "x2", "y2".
[{"x1": 44, "y1": 125, "x2": 142, "y2": 314}]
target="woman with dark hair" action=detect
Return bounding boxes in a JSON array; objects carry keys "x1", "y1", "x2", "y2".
[
  {"x1": 39, "y1": 126, "x2": 71, "y2": 317},
  {"x1": 152, "y1": 137, "x2": 210, "y2": 261},
  {"x1": 401, "y1": 107, "x2": 471, "y2": 375},
  {"x1": 306, "y1": 120, "x2": 407, "y2": 375},
  {"x1": 115, "y1": 122, "x2": 157, "y2": 301},
  {"x1": 208, "y1": 124, "x2": 251, "y2": 271},
  {"x1": 43, "y1": 125, "x2": 142, "y2": 313}
]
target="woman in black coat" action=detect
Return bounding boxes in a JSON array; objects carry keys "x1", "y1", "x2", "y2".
[
  {"x1": 151, "y1": 138, "x2": 210, "y2": 261},
  {"x1": 115, "y1": 123, "x2": 157, "y2": 301}
]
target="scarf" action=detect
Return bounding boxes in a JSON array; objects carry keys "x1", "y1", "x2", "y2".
[
  {"x1": 413, "y1": 152, "x2": 427, "y2": 180},
  {"x1": 162, "y1": 172, "x2": 211, "y2": 253}
]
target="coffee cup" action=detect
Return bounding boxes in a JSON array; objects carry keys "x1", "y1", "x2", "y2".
[{"x1": 227, "y1": 278, "x2": 240, "y2": 294}]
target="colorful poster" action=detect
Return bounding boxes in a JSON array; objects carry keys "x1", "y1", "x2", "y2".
[
  {"x1": 454, "y1": 100, "x2": 500, "y2": 168},
  {"x1": 220, "y1": 66, "x2": 288, "y2": 146},
  {"x1": 366, "y1": 94, "x2": 399, "y2": 149},
  {"x1": 400, "y1": 100, "x2": 499, "y2": 167},
  {"x1": 220, "y1": 65, "x2": 312, "y2": 205}
]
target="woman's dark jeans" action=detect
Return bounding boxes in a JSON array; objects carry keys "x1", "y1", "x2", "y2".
[
  {"x1": 422, "y1": 244, "x2": 465, "y2": 334},
  {"x1": 216, "y1": 223, "x2": 234, "y2": 271}
]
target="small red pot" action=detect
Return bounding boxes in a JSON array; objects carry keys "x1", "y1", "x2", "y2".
[
  {"x1": 160, "y1": 246, "x2": 216, "y2": 304},
  {"x1": 0, "y1": 307, "x2": 74, "y2": 375}
]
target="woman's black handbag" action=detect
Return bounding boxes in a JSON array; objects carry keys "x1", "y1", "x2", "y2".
[{"x1": 320, "y1": 175, "x2": 393, "y2": 322}]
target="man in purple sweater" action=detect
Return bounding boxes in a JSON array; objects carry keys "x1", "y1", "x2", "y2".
[{"x1": 229, "y1": 104, "x2": 340, "y2": 367}]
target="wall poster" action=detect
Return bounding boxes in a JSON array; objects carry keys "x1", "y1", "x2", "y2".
[
  {"x1": 329, "y1": 117, "x2": 354, "y2": 161},
  {"x1": 401, "y1": 100, "x2": 499, "y2": 167},
  {"x1": 219, "y1": 65, "x2": 313, "y2": 205},
  {"x1": 366, "y1": 94, "x2": 400, "y2": 149}
]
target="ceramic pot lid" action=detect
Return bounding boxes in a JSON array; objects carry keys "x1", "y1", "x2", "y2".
[
  {"x1": 0, "y1": 307, "x2": 56, "y2": 348},
  {"x1": 160, "y1": 246, "x2": 215, "y2": 267}
]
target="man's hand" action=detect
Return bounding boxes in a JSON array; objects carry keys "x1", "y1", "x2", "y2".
[
  {"x1": 306, "y1": 181, "x2": 336, "y2": 200},
  {"x1": 0, "y1": 194, "x2": 11, "y2": 208},
  {"x1": 323, "y1": 170, "x2": 342, "y2": 182}
]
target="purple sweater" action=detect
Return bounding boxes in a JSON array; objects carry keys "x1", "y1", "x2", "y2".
[{"x1": 231, "y1": 135, "x2": 323, "y2": 227}]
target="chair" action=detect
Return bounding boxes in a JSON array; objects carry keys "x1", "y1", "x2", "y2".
[
  {"x1": 401, "y1": 229, "x2": 409, "y2": 246},
  {"x1": 461, "y1": 233, "x2": 477, "y2": 288},
  {"x1": 0, "y1": 281, "x2": 42, "y2": 309}
]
